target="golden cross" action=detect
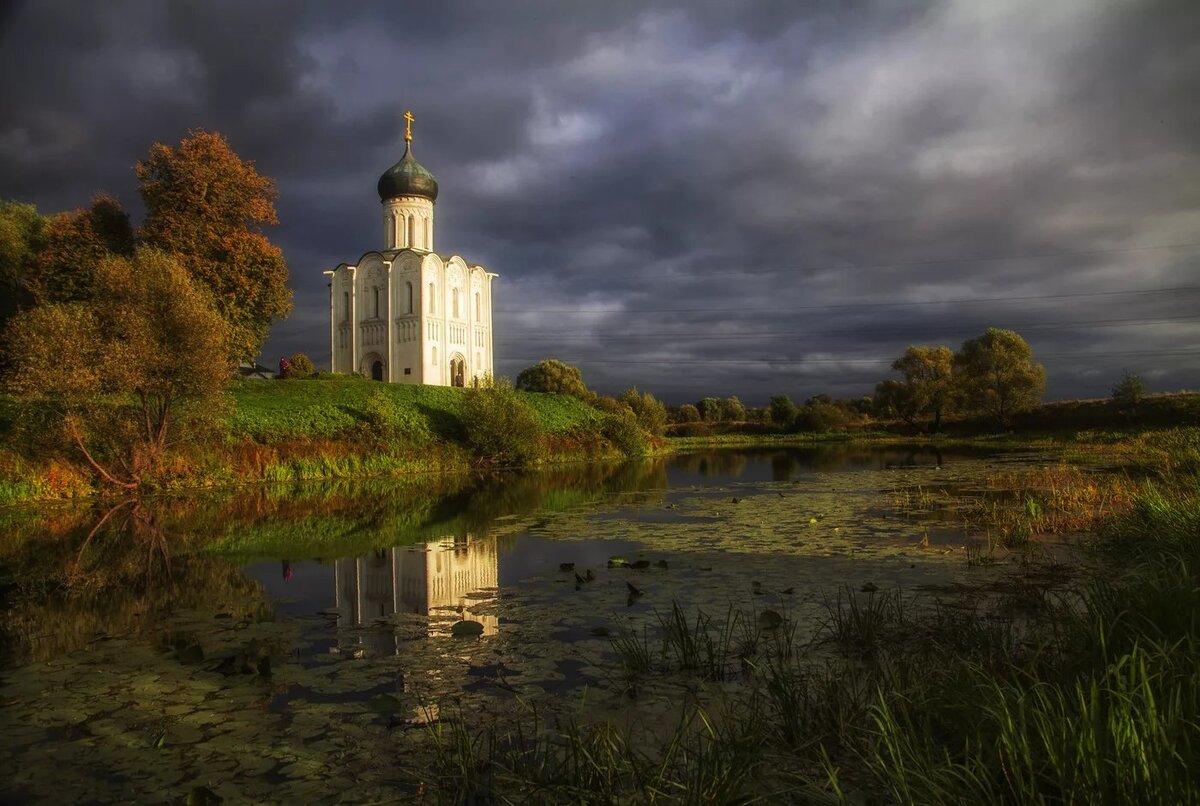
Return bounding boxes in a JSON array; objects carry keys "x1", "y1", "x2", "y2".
[{"x1": 404, "y1": 110, "x2": 414, "y2": 143}]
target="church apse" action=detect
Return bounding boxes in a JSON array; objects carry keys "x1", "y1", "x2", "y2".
[{"x1": 333, "y1": 534, "x2": 500, "y2": 655}]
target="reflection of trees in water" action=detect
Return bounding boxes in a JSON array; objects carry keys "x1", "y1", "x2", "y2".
[
  {"x1": 672, "y1": 452, "x2": 748, "y2": 478},
  {"x1": 0, "y1": 500, "x2": 266, "y2": 665}
]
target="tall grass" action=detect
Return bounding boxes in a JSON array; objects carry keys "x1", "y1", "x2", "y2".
[{"x1": 413, "y1": 480, "x2": 1200, "y2": 803}]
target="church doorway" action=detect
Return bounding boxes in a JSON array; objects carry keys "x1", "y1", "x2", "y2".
[
  {"x1": 371, "y1": 360, "x2": 384, "y2": 382},
  {"x1": 449, "y1": 355, "x2": 466, "y2": 387}
]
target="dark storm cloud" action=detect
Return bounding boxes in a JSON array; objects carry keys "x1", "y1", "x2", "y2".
[{"x1": 1, "y1": 0, "x2": 1197, "y2": 403}]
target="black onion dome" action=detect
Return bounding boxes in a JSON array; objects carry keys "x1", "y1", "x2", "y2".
[{"x1": 377, "y1": 143, "x2": 438, "y2": 201}]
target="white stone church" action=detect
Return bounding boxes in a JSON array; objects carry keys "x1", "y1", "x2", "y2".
[{"x1": 324, "y1": 115, "x2": 496, "y2": 386}]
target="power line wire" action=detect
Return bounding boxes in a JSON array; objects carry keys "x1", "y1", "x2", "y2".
[
  {"x1": 496, "y1": 315, "x2": 1200, "y2": 343},
  {"x1": 499, "y1": 349, "x2": 1200, "y2": 367},
  {"x1": 495, "y1": 284, "x2": 1200, "y2": 315}
]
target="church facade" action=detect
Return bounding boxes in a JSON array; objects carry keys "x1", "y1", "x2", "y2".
[{"x1": 324, "y1": 115, "x2": 496, "y2": 386}]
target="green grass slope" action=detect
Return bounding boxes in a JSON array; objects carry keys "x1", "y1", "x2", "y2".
[{"x1": 227, "y1": 376, "x2": 602, "y2": 442}]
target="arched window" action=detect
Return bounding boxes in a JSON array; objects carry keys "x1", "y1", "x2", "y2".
[
  {"x1": 372, "y1": 287, "x2": 379, "y2": 318},
  {"x1": 425, "y1": 218, "x2": 432, "y2": 249},
  {"x1": 405, "y1": 282, "x2": 413, "y2": 314},
  {"x1": 452, "y1": 288, "x2": 460, "y2": 319},
  {"x1": 428, "y1": 282, "x2": 436, "y2": 314},
  {"x1": 343, "y1": 291, "x2": 350, "y2": 322},
  {"x1": 408, "y1": 215, "x2": 416, "y2": 249},
  {"x1": 475, "y1": 292, "x2": 481, "y2": 320}
]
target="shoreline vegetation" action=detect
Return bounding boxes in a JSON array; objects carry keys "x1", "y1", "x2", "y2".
[
  {"x1": 1, "y1": 380, "x2": 1196, "y2": 507},
  {"x1": 410, "y1": 422, "x2": 1200, "y2": 801}
]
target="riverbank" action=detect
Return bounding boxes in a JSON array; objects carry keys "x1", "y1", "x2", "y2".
[
  {"x1": 2, "y1": 382, "x2": 1196, "y2": 506},
  {"x1": 0, "y1": 377, "x2": 644, "y2": 504}
]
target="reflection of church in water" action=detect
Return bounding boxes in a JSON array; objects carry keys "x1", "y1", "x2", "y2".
[{"x1": 334, "y1": 535, "x2": 499, "y2": 653}]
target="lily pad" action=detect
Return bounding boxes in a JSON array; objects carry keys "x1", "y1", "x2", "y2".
[{"x1": 367, "y1": 694, "x2": 403, "y2": 715}]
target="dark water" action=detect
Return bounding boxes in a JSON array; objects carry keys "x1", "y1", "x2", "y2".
[{"x1": 0, "y1": 444, "x2": 1001, "y2": 802}]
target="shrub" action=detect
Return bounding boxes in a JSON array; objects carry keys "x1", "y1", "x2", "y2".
[
  {"x1": 459, "y1": 380, "x2": 543, "y2": 466},
  {"x1": 1112, "y1": 371, "x2": 1145, "y2": 413},
  {"x1": 795, "y1": 401, "x2": 850, "y2": 432},
  {"x1": 618, "y1": 387, "x2": 668, "y2": 437},
  {"x1": 515, "y1": 359, "x2": 589, "y2": 399},
  {"x1": 676, "y1": 404, "x2": 701, "y2": 424},
  {"x1": 286, "y1": 352, "x2": 314, "y2": 379},
  {"x1": 601, "y1": 409, "x2": 648, "y2": 457}
]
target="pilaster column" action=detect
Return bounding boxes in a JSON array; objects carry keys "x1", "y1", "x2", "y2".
[{"x1": 385, "y1": 261, "x2": 395, "y2": 381}]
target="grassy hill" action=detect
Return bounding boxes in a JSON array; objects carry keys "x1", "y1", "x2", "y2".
[{"x1": 227, "y1": 375, "x2": 603, "y2": 443}]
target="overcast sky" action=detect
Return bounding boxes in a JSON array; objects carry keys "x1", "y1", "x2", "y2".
[{"x1": 2, "y1": 0, "x2": 1197, "y2": 404}]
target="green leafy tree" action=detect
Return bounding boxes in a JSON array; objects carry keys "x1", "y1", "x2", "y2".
[
  {"x1": 697, "y1": 397, "x2": 724, "y2": 422},
  {"x1": 724, "y1": 395, "x2": 747, "y2": 422},
  {"x1": 618, "y1": 386, "x2": 667, "y2": 437},
  {"x1": 1112, "y1": 371, "x2": 1145, "y2": 413},
  {"x1": 953, "y1": 328, "x2": 1046, "y2": 427},
  {"x1": 27, "y1": 193, "x2": 134, "y2": 306},
  {"x1": 0, "y1": 200, "x2": 45, "y2": 342},
  {"x1": 769, "y1": 394, "x2": 799, "y2": 428},
  {"x1": 676, "y1": 404, "x2": 701, "y2": 423},
  {"x1": 890, "y1": 345, "x2": 956, "y2": 430},
  {"x1": 4, "y1": 249, "x2": 230, "y2": 489},
  {"x1": 136, "y1": 129, "x2": 292, "y2": 363},
  {"x1": 873, "y1": 379, "x2": 919, "y2": 424},
  {"x1": 515, "y1": 358, "x2": 589, "y2": 399}
]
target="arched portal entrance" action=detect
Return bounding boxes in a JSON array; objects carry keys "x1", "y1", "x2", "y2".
[
  {"x1": 361, "y1": 353, "x2": 385, "y2": 382},
  {"x1": 449, "y1": 355, "x2": 466, "y2": 388}
]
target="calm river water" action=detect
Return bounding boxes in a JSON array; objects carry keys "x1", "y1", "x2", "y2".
[{"x1": 0, "y1": 445, "x2": 1017, "y2": 802}]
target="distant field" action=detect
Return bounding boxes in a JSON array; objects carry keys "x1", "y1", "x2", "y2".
[{"x1": 227, "y1": 376, "x2": 603, "y2": 442}]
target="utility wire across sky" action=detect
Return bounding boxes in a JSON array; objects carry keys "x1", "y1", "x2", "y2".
[{"x1": 496, "y1": 284, "x2": 1200, "y2": 315}]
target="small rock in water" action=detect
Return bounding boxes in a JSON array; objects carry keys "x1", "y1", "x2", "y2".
[
  {"x1": 861, "y1": 582, "x2": 879, "y2": 593},
  {"x1": 187, "y1": 786, "x2": 223, "y2": 805},
  {"x1": 631, "y1": 560, "x2": 650, "y2": 569},
  {"x1": 758, "y1": 610, "x2": 783, "y2": 629},
  {"x1": 608, "y1": 556, "x2": 630, "y2": 568},
  {"x1": 731, "y1": 497, "x2": 742, "y2": 504},
  {"x1": 559, "y1": 562, "x2": 575, "y2": 572},
  {"x1": 781, "y1": 587, "x2": 794, "y2": 595},
  {"x1": 655, "y1": 560, "x2": 669, "y2": 570},
  {"x1": 626, "y1": 581, "x2": 644, "y2": 597},
  {"x1": 451, "y1": 620, "x2": 485, "y2": 638}
]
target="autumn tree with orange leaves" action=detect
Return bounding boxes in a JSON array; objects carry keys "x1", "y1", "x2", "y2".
[
  {"x1": 27, "y1": 193, "x2": 135, "y2": 306},
  {"x1": 136, "y1": 130, "x2": 292, "y2": 362}
]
